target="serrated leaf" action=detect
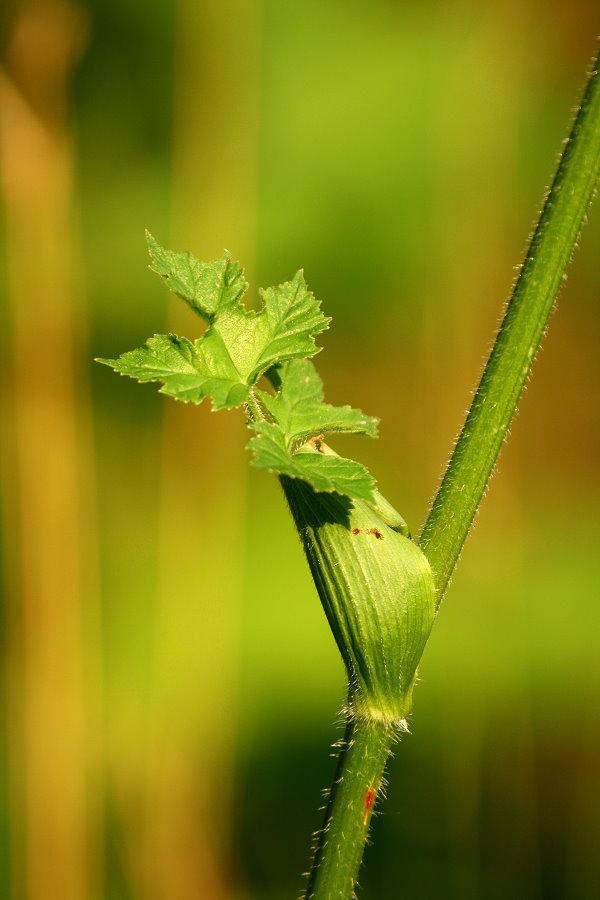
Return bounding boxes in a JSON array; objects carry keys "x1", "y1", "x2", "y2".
[
  {"x1": 146, "y1": 232, "x2": 247, "y2": 321},
  {"x1": 96, "y1": 334, "x2": 250, "y2": 409},
  {"x1": 257, "y1": 359, "x2": 379, "y2": 448},
  {"x1": 246, "y1": 358, "x2": 379, "y2": 499},
  {"x1": 100, "y1": 238, "x2": 330, "y2": 411},
  {"x1": 248, "y1": 274, "x2": 331, "y2": 378},
  {"x1": 248, "y1": 423, "x2": 376, "y2": 500}
]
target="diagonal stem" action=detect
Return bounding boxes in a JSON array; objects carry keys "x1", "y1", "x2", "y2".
[
  {"x1": 303, "y1": 46, "x2": 600, "y2": 900},
  {"x1": 418, "y1": 50, "x2": 600, "y2": 605}
]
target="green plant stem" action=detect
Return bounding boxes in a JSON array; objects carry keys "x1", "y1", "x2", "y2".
[
  {"x1": 418, "y1": 50, "x2": 600, "y2": 604},
  {"x1": 305, "y1": 714, "x2": 396, "y2": 900},
  {"x1": 303, "y1": 49, "x2": 600, "y2": 900}
]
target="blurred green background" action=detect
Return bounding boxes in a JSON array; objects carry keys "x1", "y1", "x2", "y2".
[{"x1": 1, "y1": 1, "x2": 599, "y2": 898}]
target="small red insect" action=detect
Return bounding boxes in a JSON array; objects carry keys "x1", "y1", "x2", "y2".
[
  {"x1": 363, "y1": 785, "x2": 376, "y2": 825},
  {"x1": 309, "y1": 433, "x2": 325, "y2": 452},
  {"x1": 364, "y1": 527, "x2": 384, "y2": 540}
]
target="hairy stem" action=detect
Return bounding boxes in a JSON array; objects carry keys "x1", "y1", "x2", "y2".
[
  {"x1": 303, "y1": 48, "x2": 600, "y2": 900},
  {"x1": 418, "y1": 50, "x2": 600, "y2": 604},
  {"x1": 305, "y1": 714, "x2": 396, "y2": 900}
]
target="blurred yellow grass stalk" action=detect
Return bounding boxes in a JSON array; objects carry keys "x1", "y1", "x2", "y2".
[
  {"x1": 0, "y1": 2, "x2": 100, "y2": 899},
  {"x1": 137, "y1": 2, "x2": 260, "y2": 898}
]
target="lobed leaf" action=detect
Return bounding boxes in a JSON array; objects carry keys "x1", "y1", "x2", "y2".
[
  {"x1": 248, "y1": 423, "x2": 376, "y2": 500},
  {"x1": 99, "y1": 236, "x2": 379, "y2": 501},
  {"x1": 145, "y1": 231, "x2": 247, "y2": 321},
  {"x1": 96, "y1": 334, "x2": 250, "y2": 410},
  {"x1": 246, "y1": 358, "x2": 379, "y2": 500},
  {"x1": 99, "y1": 237, "x2": 330, "y2": 412},
  {"x1": 257, "y1": 359, "x2": 378, "y2": 448}
]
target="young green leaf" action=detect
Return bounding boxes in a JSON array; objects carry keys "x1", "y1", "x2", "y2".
[
  {"x1": 97, "y1": 237, "x2": 331, "y2": 411},
  {"x1": 249, "y1": 427, "x2": 376, "y2": 500},
  {"x1": 99, "y1": 238, "x2": 379, "y2": 499},
  {"x1": 257, "y1": 359, "x2": 379, "y2": 448},
  {"x1": 97, "y1": 333, "x2": 251, "y2": 409},
  {"x1": 247, "y1": 359, "x2": 379, "y2": 500},
  {"x1": 146, "y1": 231, "x2": 247, "y2": 321}
]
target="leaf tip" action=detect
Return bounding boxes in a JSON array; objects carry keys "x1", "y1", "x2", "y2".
[{"x1": 145, "y1": 229, "x2": 158, "y2": 253}]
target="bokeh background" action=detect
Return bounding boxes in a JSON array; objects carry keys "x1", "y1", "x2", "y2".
[{"x1": 1, "y1": 1, "x2": 599, "y2": 898}]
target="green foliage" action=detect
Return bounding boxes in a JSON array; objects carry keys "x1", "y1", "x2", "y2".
[
  {"x1": 98, "y1": 234, "x2": 381, "y2": 500},
  {"x1": 257, "y1": 359, "x2": 379, "y2": 446},
  {"x1": 98, "y1": 232, "x2": 330, "y2": 411},
  {"x1": 98, "y1": 232, "x2": 436, "y2": 732},
  {"x1": 248, "y1": 427, "x2": 376, "y2": 500},
  {"x1": 145, "y1": 231, "x2": 248, "y2": 320},
  {"x1": 99, "y1": 227, "x2": 438, "y2": 726},
  {"x1": 248, "y1": 359, "x2": 379, "y2": 499}
]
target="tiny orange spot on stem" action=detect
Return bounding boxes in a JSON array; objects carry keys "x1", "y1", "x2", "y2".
[{"x1": 352, "y1": 528, "x2": 360, "y2": 535}]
